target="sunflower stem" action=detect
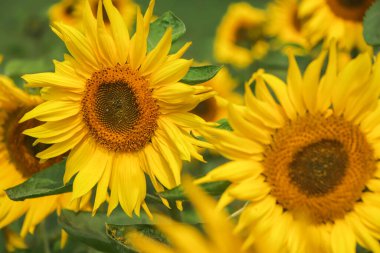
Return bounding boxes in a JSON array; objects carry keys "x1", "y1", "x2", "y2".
[{"x1": 40, "y1": 221, "x2": 51, "y2": 253}]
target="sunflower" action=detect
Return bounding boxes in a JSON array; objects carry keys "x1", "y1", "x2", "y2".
[
  {"x1": 0, "y1": 76, "x2": 88, "y2": 237},
  {"x1": 21, "y1": 0, "x2": 215, "y2": 217},
  {"x1": 4, "y1": 227, "x2": 27, "y2": 252},
  {"x1": 49, "y1": 0, "x2": 136, "y2": 29},
  {"x1": 198, "y1": 43, "x2": 380, "y2": 252},
  {"x1": 128, "y1": 178, "x2": 256, "y2": 253},
  {"x1": 299, "y1": 0, "x2": 373, "y2": 51},
  {"x1": 191, "y1": 67, "x2": 243, "y2": 122},
  {"x1": 265, "y1": 0, "x2": 310, "y2": 51},
  {"x1": 214, "y1": 2, "x2": 269, "y2": 68}
]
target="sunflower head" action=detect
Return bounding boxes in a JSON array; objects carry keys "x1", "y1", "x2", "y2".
[
  {"x1": 214, "y1": 2, "x2": 269, "y2": 68},
  {"x1": 22, "y1": 0, "x2": 215, "y2": 218},
  {"x1": 49, "y1": 0, "x2": 137, "y2": 29},
  {"x1": 265, "y1": 0, "x2": 311, "y2": 50},
  {"x1": 299, "y1": 0, "x2": 374, "y2": 51},
  {"x1": 0, "y1": 76, "x2": 89, "y2": 237},
  {"x1": 191, "y1": 67, "x2": 243, "y2": 122},
  {"x1": 0, "y1": 76, "x2": 47, "y2": 182},
  {"x1": 199, "y1": 43, "x2": 380, "y2": 252}
]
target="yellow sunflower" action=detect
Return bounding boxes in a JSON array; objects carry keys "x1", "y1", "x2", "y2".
[
  {"x1": 214, "y1": 2, "x2": 269, "y2": 68},
  {"x1": 21, "y1": 0, "x2": 215, "y2": 217},
  {"x1": 265, "y1": 0, "x2": 310, "y2": 50},
  {"x1": 49, "y1": 0, "x2": 136, "y2": 29},
  {"x1": 299, "y1": 0, "x2": 373, "y2": 51},
  {"x1": 191, "y1": 67, "x2": 243, "y2": 122},
  {"x1": 128, "y1": 178, "x2": 256, "y2": 253},
  {"x1": 198, "y1": 43, "x2": 380, "y2": 252},
  {"x1": 3, "y1": 227, "x2": 27, "y2": 252},
  {"x1": 0, "y1": 76, "x2": 88, "y2": 237}
]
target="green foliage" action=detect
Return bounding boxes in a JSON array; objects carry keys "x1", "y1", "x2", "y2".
[
  {"x1": 106, "y1": 224, "x2": 167, "y2": 253},
  {"x1": 147, "y1": 11, "x2": 186, "y2": 51},
  {"x1": 59, "y1": 210, "x2": 153, "y2": 253},
  {"x1": 159, "y1": 181, "x2": 230, "y2": 201},
  {"x1": 363, "y1": 0, "x2": 380, "y2": 53},
  {"x1": 216, "y1": 118, "x2": 233, "y2": 131},
  {"x1": 5, "y1": 160, "x2": 72, "y2": 201},
  {"x1": 180, "y1": 65, "x2": 222, "y2": 85}
]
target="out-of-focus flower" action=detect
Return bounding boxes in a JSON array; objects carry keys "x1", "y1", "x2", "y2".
[
  {"x1": 214, "y1": 2, "x2": 269, "y2": 68},
  {"x1": 0, "y1": 76, "x2": 89, "y2": 237},
  {"x1": 128, "y1": 178, "x2": 258, "y2": 253},
  {"x1": 299, "y1": 0, "x2": 373, "y2": 51},
  {"x1": 49, "y1": 0, "x2": 137, "y2": 29},
  {"x1": 265, "y1": 0, "x2": 310, "y2": 51},
  {"x1": 4, "y1": 227, "x2": 27, "y2": 252},
  {"x1": 191, "y1": 67, "x2": 243, "y2": 122}
]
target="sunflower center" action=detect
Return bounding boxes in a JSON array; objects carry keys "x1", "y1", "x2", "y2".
[
  {"x1": 235, "y1": 25, "x2": 263, "y2": 49},
  {"x1": 326, "y1": 0, "x2": 374, "y2": 21},
  {"x1": 263, "y1": 114, "x2": 376, "y2": 224},
  {"x1": 95, "y1": 82, "x2": 139, "y2": 133},
  {"x1": 82, "y1": 64, "x2": 159, "y2": 153},
  {"x1": 292, "y1": 8, "x2": 302, "y2": 32},
  {"x1": 190, "y1": 97, "x2": 218, "y2": 122},
  {"x1": 4, "y1": 109, "x2": 61, "y2": 178},
  {"x1": 289, "y1": 140, "x2": 348, "y2": 196}
]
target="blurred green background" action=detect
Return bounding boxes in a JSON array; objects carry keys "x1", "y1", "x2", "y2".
[{"x1": 0, "y1": 0, "x2": 270, "y2": 80}]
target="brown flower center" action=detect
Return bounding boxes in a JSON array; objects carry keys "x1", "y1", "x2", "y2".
[
  {"x1": 190, "y1": 97, "x2": 218, "y2": 122},
  {"x1": 289, "y1": 140, "x2": 348, "y2": 196},
  {"x1": 263, "y1": 114, "x2": 376, "y2": 224},
  {"x1": 82, "y1": 64, "x2": 159, "y2": 153},
  {"x1": 235, "y1": 24, "x2": 263, "y2": 49},
  {"x1": 326, "y1": 0, "x2": 374, "y2": 22},
  {"x1": 4, "y1": 109, "x2": 61, "y2": 178}
]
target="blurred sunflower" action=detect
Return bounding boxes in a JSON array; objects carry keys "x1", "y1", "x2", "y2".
[
  {"x1": 128, "y1": 179, "x2": 256, "y2": 253},
  {"x1": 299, "y1": 0, "x2": 374, "y2": 51},
  {"x1": 265, "y1": 0, "x2": 310, "y2": 51},
  {"x1": 214, "y1": 2, "x2": 269, "y2": 68},
  {"x1": 198, "y1": 43, "x2": 380, "y2": 252},
  {"x1": 191, "y1": 67, "x2": 243, "y2": 122},
  {"x1": 3, "y1": 227, "x2": 27, "y2": 252},
  {"x1": 0, "y1": 76, "x2": 88, "y2": 237},
  {"x1": 49, "y1": 0, "x2": 136, "y2": 29},
  {"x1": 21, "y1": 0, "x2": 215, "y2": 217}
]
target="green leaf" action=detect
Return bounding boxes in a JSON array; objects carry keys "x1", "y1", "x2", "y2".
[
  {"x1": 59, "y1": 209, "x2": 153, "y2": 253},
  {"x1": 216, "y1": 118, "x2": 232, "y2": 131},
  {"x1": 5, "y1": 160, "x2": 72, "y2": 201},
  {"x1": 159, "y1": 181, "x2": 230, "y2": 201},
  {"x1": 363, "y1": 0, "x2": 380, "y2": 48},
  {"x1": 180, "y1": 65, "x2": 222, "y2": 85},
  {"x1": 106, "y1": 224, "x2": 167, "y2": 253},
  {"x1": 147, "y1": 11, "x2": 186, "y2": 51},
  {"x1": 356, "y1": 244, "x2": 371, "y2": 253}
]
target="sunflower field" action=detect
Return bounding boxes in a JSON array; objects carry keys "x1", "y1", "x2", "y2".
[{"x1": 1, "y1": 0, "x2": 380, "y2": 252}]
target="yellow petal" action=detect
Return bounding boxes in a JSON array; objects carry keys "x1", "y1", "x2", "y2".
[
  {"x1": 72, "y1": 147, "x2": 108, "y2": 199},
  {"x1": 150, "y1": 59, "x2": 192, "y2": 86},
  {"x1": 103, "y1": 0, "x2": 130, "y2": 64},
  {"x1": 140, "y1": 28, "x2": 172, "y2": 75},
  {"x1": 20, "y1": 101, "x2": 80, "y2": 123}
]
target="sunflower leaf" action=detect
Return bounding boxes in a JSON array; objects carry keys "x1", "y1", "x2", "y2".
[
  {"x1": 216, "y1": 118, "x2": 233, "y2": 131},
  {"x1": 59, "y1": 210, "x2": 153, "y2": 253},
  {"x1": 5, "y1": 160, "x2": 73, "y2": 201},
  {"x1": 148, "y1": 11, "x2": 186, "y2": 51},
  {"x1": 363, "y1": 0, "x2": 380, "y2": 50},
  {"x1": 106, "y1": 224, "x2": 167, "y2": 253},
  {"x1": 180, "y1": 65, "x2": 222, "y2": 85},
  {"x1": 158, "y1": 180, "x2": 230, "y2": 201}
]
